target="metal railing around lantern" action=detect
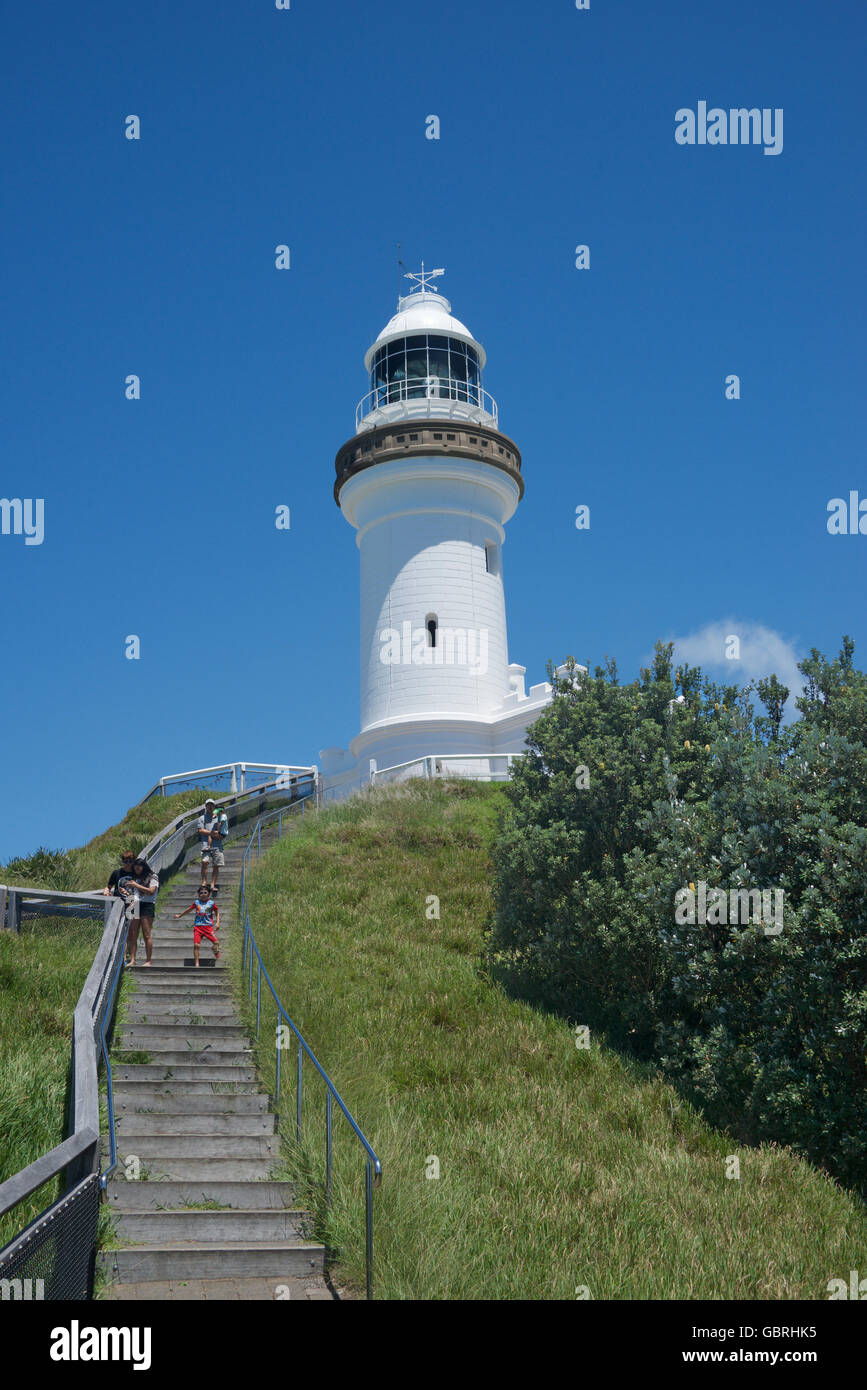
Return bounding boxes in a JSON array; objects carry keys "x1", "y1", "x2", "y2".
[{"x1": 356, "y1": 375, "x2": 498, "y2": 431}]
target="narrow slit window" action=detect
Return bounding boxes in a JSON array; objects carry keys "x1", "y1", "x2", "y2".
[
  {"x1": 485, "y1": 542, "x2": 499, "y2": 576},
  {"x1": 426, "y1": 615, "x2": 438, "y2": 648}
]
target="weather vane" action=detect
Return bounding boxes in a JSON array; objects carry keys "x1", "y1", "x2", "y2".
[{"x1": 404, "y1": 262, "x2": 445, "y2": 294}]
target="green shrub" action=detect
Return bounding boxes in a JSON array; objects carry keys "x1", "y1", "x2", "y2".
[{"x1": 486, "y1": 639, "x2": 867, "y2": 1195}]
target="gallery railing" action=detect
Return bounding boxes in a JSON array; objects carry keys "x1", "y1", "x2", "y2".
[{"x1": 356, "y1": 375, "x2": 498, "y2": 430}]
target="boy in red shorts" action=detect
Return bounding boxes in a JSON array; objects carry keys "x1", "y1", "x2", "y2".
[{"x1": 174, "y1": 887, "x2": 221, "y2": 967}]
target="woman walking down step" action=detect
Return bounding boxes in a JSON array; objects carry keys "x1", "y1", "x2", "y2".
[
  {"x1": 127, "y1": 857, "x2": 159, "y2": 967},
  {"x1": 104, "y1": 849, "x2": 136, "y2": 897}
]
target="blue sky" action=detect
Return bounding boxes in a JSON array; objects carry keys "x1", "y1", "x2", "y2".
[{"x1": 1, "y1": 0, "x2": 865, "y2": 859}]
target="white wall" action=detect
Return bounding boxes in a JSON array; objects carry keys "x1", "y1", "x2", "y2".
[{"x1": 339, "y1": 456, "x2": 520, "y2": 732}]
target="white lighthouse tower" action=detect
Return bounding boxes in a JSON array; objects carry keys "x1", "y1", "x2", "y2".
[{"x1": 320, "y1": 268, "x2": 556, "y2": 800}]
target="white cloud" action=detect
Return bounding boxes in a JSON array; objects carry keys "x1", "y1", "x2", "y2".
[{"x1": 666, "y1": 619, "x2": 804, "y2": 708}]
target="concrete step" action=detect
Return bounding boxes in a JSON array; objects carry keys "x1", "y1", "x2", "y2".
[
  {"x1": 113, "y1": 1077, "x2": 260, "y2": 1096},
  {"x1": 114, "y1": 1112, "x2": 275, "y2": 1137},
  {"x1": 120, "y1": 1024, "x2": 246, "y2": 1043},
  {"x1": 151, "y1": 918, "x2": 235, "y2": 927},
  {"x1": 107, "y1": 1180, "x2": 299, "y2": 1211},
  {"x1": 124, "y1": 982, "x2": 234, "y2": 995},
  {"x1": 154, "y1": 908, "x2": 235, "y2": 917},
  {"x1": 112, "y1": 1064, "x2": 257, "y2": 1082},
  {"x1": 158, "y1": 882, "x2": 237, "y2": 890},
  {"x1": 150, "y1": 920, "x2": 234, "y2": 930},
  {"x1": 101, "y1": 1276, "x2": 333, "y2": 1301},
  {"x1": 141, "y1": 935, "x2": 232, "y2": 946},
  {"x1": 114, "y1": 1090, "x2": 271, "y2": 1113},
  {"x1": 126, "y1": 976, "x2": 231, "y2": 991},
  {"x1": 127, "y1": 964, "x2": 234, "y2": 978},
  {"x1": 126, "y1": 984, "x2": 236, "y2": 998},
  {"x1": 113, "y1": 1208, "x2": 310, "y2": 1243},
  {"x1": 118, "y1": 1031, "x2": 249, "y2": 1049},
  {"x1": 145, "y1": 917, "x2": 234, "y2": 927},
  {"x1": 141, "y1": 963, "x2": 225, "y2": 973},
  {"x1": 157, "y1": 903, "x2": 235, "y2": 909},
  {"x1": 127, "y1": 962, "x2": 226, "y2": 973},
  {"x1": 98, "y1": 1242, "x2": 324, "y2": 1282},
  {"x1": 108, "y1": 1157, "x2": 276, "y2": 1181},
  {"x1": 125, "y1": 1003, "x2": 238, "y2": 1021},
  {"x1": 161, "y1": 882, "x2": 239, "y2": 891},
  {"x1": 133, "y1": 935, "x2": 232, "y2": 945},
  {"x1": 141, "y1": 946, "x2": 224, "y2": 958},
  {"x1": 115, "y1": 1049, "x2": 254, "y2": 1066},
  {"x1": 140, "y1": 959, "x2": 225, "y2": 971},
  {"x1": 124, "y1": 993, "x2": 235, "y2": 1009},
  {"x1": 116, "y1": 1134, "x2": 278, "y2": 1159},
  {"x1": 143, "y1": 946, "x2": 231, "y2": 955}
]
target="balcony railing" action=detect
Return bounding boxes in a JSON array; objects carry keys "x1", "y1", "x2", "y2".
[{"x1": 356, "y1": 376, "x2": 498, "y2": 432}]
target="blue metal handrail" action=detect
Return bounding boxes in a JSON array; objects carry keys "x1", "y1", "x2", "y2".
[
  {"x1": 98, "y1": 937, "x2": 128, "y2": 1188},
  {"x1": 239, "y1": 798, "x2": 382, "y2": 1300}
]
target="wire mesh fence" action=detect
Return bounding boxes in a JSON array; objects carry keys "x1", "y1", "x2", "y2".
[
  {"x1": 18, "y1": 906, "x2": 106, "y2": 948},
  {"x1": 0, "y1": 1175, "x2": 99, "y2": 1300},
  {"x1": 0, "y1": 892, "x2": 126, "y2": 1296},
  {"x1": 0, "y1": 906, "x2": 109, "y2": 1253}
]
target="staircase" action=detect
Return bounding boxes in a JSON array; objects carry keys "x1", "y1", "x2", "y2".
[{"x1": 100, "y1": 826, "x2": 330, "y2": 1301}]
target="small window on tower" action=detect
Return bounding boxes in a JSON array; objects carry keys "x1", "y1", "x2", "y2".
[
  {"x1": 485, "y1": 542, "x2": 499, "y2": 576},
  {"x1": 426, "y1": 614, "x2": 438, "y2": 648}
]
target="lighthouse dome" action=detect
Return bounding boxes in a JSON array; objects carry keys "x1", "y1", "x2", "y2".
[{"x1": 364, "y1": 291, "x2": 486, "y2": 370}]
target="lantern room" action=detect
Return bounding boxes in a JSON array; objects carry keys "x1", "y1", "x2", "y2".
[{"x1": 356, "y1": 270, "x2": 497, "y2": 432}]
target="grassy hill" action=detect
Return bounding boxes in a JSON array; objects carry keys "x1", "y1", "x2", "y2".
[
  {"x1": 0, "y1": 788, "x2": 211, "y2": 893},
  {"x1": 243, "y1": 780, "x2": 867, "y2": 1300},
  {"x1": 0, "y1": 789, "x2": 209, "y2": 1248}
]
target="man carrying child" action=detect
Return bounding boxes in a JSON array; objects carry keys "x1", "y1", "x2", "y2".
[{"x1": 197, "y1": 798, "x2": 229, "y2": 893}]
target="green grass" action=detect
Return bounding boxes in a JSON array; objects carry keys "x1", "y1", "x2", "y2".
[
  {"x1": 241, "y1": 780, "x2": 867, "y2": 1300},
  {"x1": 0, "y1": 918, "x2": 103, "y2": 1247}
]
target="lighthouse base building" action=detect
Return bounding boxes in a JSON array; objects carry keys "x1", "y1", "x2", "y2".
[{"x1": 319, "y1": 272, "x2": 563, "y2": 804}]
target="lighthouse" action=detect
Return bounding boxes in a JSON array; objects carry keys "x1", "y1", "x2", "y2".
[{"x1": 320, "y1": 268, "x2": 557, "y2": 800}]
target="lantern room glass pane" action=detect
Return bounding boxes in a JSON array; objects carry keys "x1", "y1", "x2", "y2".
[
  {"x1": 386, "y1": 344, "x2": 406, "y2": 377},
  {"x1": 467, "y1": 349, "x2": 480, "y2": 402},
  {"x1": 406, "y1": 343, "x2": 427, "y2": 384},
  {"x1": 449, "y1": 346, "x2": 467, "y2": 381},
  {"x1": 386, "y1": 343, "x2": 406, "y2": 402},
  {"x1": 427, "y1": 347, "x2": 449, "y2": 390}
]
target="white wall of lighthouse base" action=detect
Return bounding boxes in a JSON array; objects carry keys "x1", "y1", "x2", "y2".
[{"x1": 319, "y1": 686, "x2": 554, "y2": 805}]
